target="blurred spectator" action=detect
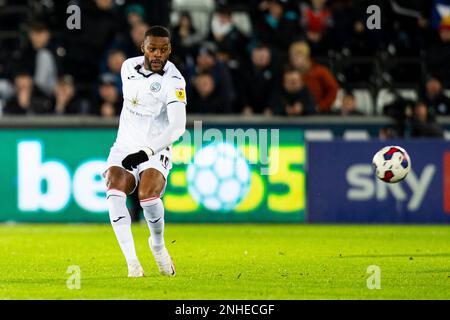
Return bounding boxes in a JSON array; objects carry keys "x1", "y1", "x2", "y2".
[
  {"x1": 215, "y1": 43, "x2": 243, "y2": 112},
  {"x1": 94, "y1": 73, "x2": 122, "y2": 117},
  {"x1": 62, "y1": 0, "x2": 118, "y2": 82},
  {"x1": 15, "y1": 22, "x2": 58, "y2": 97},
  {"x1": 334, "y1": 91, "x2": 364, "y2": 116},
  {"x1": 189, "y1": 45, "x2": 235, "y2": 113},
  {"x1": 140, "y1": 0, "x2": 170, "y2": 27},
  {"x1": 240, "y1": 43, "x2": 280, "y2": 115},
  {"x1": 254, "y1": 0, "x2": 300, "y2": 52},
  {"x1": 0, "y1": 80, "x2": 15, "y2": 111},
  {"x1": 427, "y1": 16, "x2": 450, "y2": 85},
  {"x1": 421, "y1": 75, "x2": 450, "y2": 115},
  {"x1": 125, "y1": 4, "x2": 146, "y2": 27},
  {"x1": 209, "y1": 6, "x2": 249, "y2": 66},
  {"x1": 271, "y1": 68, "x2": 316, "y2": 116},
  {"x1": 189, "y1": 72, "x2": 226, "y2": 113},
  {"x1": 171, "y1": 11, "x2": 203, "y2": 64},
  {"x1": 2, "y1": 0, "x2": 450, "y2": 119},
  {"x1": 300, "y1": 0, "x2": 333, "y2": 55},
  {"x1": 341, "y1": 0, "x2": 385, "y2": 56},
  {"x1": 410, "y1": 101, "x2": 444, "y2": 138},
  {"x1": 52, "y1": 75, "x2": 85, "y2": 115},
  {"x1": 379, "y1": 126, "x2": 400, "y2": 140},
  {"x1": 382, "y1": 89, "x2": 416, "y2": 137},
  {"x1": 101, "y1": 49, "x2": 126, "y2": 95},
  {"x1": 4, "y1": 71, "x2": 52, "y2": 115},
  {"x1": 289, "y1": 41, "x2": 339, "y2": 113},
  {"x1": 112, "y1": 21, "x2": 150, "y2": 58}
]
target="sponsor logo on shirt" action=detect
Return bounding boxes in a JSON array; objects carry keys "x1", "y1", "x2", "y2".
[{"x1": 130, "y1": 97, "x2": 139, "y2": 107}]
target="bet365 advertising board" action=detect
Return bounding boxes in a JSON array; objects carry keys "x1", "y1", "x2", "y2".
[
  {"x1": 0, "y1": 127, "x2": 306, "y2": 222},
  {"x1": 307, "y1": 140, "x2": 450, "y2": 223}
]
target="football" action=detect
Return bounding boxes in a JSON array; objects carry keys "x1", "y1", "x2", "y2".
[
  {"x1": 372, "y1": 146, "x2": 411, "y2": 183},
  {"x1": 187, "y1": 142, "x2": 251, "y2": 212}
]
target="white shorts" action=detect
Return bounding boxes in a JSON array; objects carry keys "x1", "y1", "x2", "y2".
[{"x1": 104, "y1": 144, "x2": 172, "y2": 193}]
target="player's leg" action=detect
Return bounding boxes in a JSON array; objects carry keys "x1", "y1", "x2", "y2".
[
  {"x1": 105, "y1": 166, "x2": 143, "y2": 277},
  {"x1": 138, "y1": 168, "x2": 175, "y2": 276}
]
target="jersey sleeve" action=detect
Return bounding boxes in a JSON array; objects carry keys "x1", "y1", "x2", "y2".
[
  {"x1": 120, "y1": 59, "x2": 129, "y2": 83},
  {"x1": 120, "y1": 60, "x2": 130, "y2": 99},
  {"x1": 147, "y1": 98, "x2": 186, "y2": 154},
  {"x1": 166, "y1": 75, "x2": 187, "y2": 106}
]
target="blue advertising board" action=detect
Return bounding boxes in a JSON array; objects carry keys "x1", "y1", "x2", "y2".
[{"x1": 307, "y1": 140, "x2": 450, "y2": 223}]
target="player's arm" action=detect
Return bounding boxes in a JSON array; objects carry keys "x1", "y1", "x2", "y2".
[
  {"x1": 122, "y1": 84, "x2": 187, "y2": 170},
  {"x1": 147, "y1": 101, "x2": 186, "y2": 154}
]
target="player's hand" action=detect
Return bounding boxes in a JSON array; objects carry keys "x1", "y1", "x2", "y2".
[{"x1": 122, "y1": 150, "x2": 149, "y2": 170}]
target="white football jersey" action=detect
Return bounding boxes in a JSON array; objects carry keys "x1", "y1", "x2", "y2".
[{"x1": 113, "y1": 56, "x2": 187, "y2": 152}]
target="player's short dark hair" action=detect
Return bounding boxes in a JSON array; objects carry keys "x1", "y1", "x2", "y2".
[{"x1": 144, "y1": 26, "x2": 171, "y2": 40}]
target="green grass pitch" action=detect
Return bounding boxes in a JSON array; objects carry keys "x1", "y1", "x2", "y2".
[{"x1": 0, "y1": 223, "x2": 449, "y2": 299}]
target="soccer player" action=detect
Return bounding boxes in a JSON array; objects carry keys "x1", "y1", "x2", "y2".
[{"x1": 104, "y1": 26, "x2": 186, "y2": 277}]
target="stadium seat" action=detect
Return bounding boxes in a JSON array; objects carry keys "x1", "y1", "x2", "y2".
[
  {"x1": 376, "y1": 88, "x2": 396, "y2": 115},
  {"x1": 353, "y1": 89, "x2": 374, "y2": 115},
  {"x1": 172, "y1": 0, "x2": 215, "y2": 9},
  {"x1": 444, "y1": 89, "x2": 450, "y2": 99},
  {"x1": 231, "y1": 11, "x2": 252, "y2": 36},
  {"x1": 397, "y1": 89, "x2": 418, "y2": 102},
  {"x1": 0, "y1": 79, "x2": 14, "y2": 101},
  {"x1": 335, "y1": 56, "x2": 377, "y2": 85},
  {"x1": 379, "y1": 49, "x2": 425, "y2": 85},
  {"x1": 444, "y1": 130, "x2": 450, "y2": 140},
  {"x1": 343, "y1": 130, "x2": 370, "y2": 140},
  {"x1": 332, "y1": 88, "x2": 374, "y2": 115},
  {"x1": 171, "y1": 0, "x2": 215, "y2": 38},
  {"x1": 304, "y1": 130, "x2": 334, "y2": 141},
  {"x1": 332, "y1": 89, "x2": 344, "y2": 110},
  {"x1": 170, "y1": 10, "x2": 212, "y2": 38},
  {"x1": 376, "y1": 88, "x2": 418, "y2": 114}
]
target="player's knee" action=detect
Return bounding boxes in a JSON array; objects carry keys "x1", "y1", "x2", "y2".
[
  {"x1": 138, "y1": 188, "x2": 160, "y2": 201},
  {"x1": 105, "y1": 167, "x2": 134, "y2": 194},
  {"x1": 138, "y1": 169, "x2": 165, "y2": 200}
]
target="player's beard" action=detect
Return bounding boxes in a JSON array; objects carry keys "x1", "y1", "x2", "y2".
[{"x1": 145, "y1": 56, "x2": 166, "y2": 73}]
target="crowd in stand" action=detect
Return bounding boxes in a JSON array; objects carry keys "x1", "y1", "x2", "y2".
[{"x1": 0, "y1": 0, "x2": 449, "y2": 138}]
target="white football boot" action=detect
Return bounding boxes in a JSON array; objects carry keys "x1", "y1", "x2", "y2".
[
  {"x1": 127, "y1": 260, "x2": 145, "y2": 277},
  {"x1": 149, "y1": 237, "x2": 176, "y2": 277}
]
